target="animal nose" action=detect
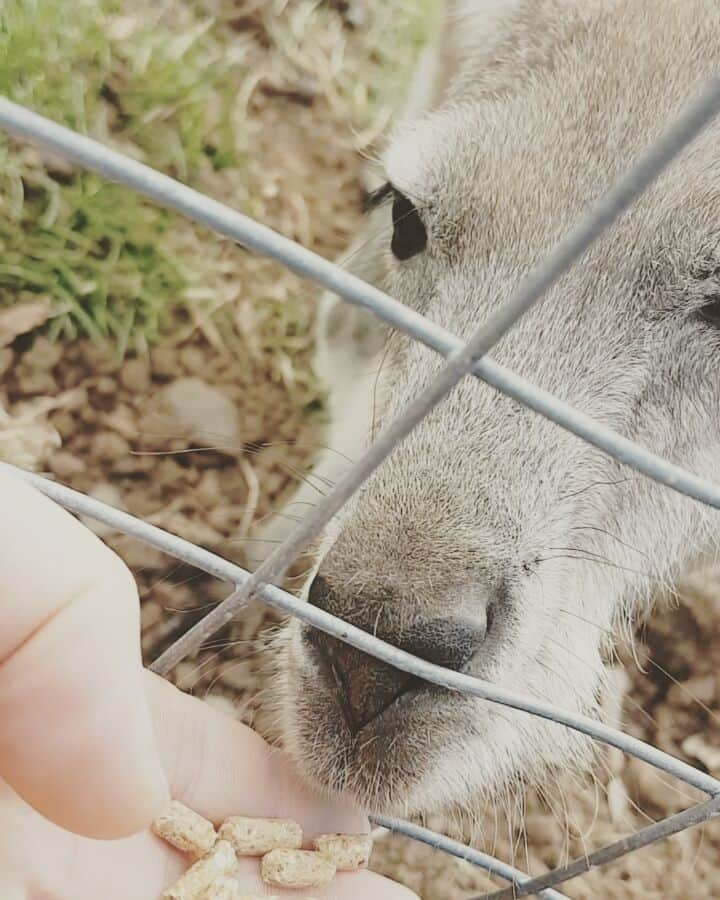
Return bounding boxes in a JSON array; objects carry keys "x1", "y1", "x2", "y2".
[{"x1": 305, "y1": 577, "x2": 487, "y2": 732}]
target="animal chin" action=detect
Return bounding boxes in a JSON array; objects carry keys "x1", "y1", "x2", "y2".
[{"x1": 287, "y1": 651, "x2": 476, "y2": 813}]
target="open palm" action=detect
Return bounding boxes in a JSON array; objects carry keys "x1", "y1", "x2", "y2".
[
  {"x1": 0, "y1": 470, "x2": 415, "y2": 900},
  {"x1": 0, "y1": 676, "x2": 413, "y2": 900}
]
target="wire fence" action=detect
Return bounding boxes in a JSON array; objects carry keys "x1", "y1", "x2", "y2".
[{"x1": 2, "y1": 70, "x2": 720, "y2": 898}]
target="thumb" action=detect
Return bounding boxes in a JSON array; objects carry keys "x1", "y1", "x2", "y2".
[{"x1": 0, "y1": 468, "x2": 169, "y2": 838}]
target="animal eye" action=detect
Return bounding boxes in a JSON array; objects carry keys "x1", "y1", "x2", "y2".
[{"x1": 391, "y1": 191, "x2": 427, "y2": 261}]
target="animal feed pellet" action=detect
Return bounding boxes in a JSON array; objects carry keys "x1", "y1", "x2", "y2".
[
  {"x1": 161, "y1": 840, "x2": 237, "y2": 899},
  {"x1": 261, "y1": 848, "x2": 336, "y2": 889},
  {"x1": 312, "y1": 833, "x2": 372, "y2": 870},
  {"x1": 218, "y1": 815, "x2": 303, "y2": 856},
  {"x1": 152, "y1": 800, "x2": 217, "y2": 857}
]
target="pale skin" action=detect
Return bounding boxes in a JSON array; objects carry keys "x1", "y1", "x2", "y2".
[{"x1": 0, "y1": 469, "x2": 417, "y2": 900}]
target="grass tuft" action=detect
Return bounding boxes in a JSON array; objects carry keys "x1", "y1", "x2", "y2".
[{"x1": 0, "y1": 0, "x2": 438, "y2": 350}]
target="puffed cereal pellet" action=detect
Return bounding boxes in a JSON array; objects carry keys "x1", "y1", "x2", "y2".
[
  {"x1": 261, "y1": 849, "x2": 336, "y2": 889},
  {"x1": 238, "y1": 896, "x2": 279, "y2": 900},
  {"x1": 237, "y1": 895, "x2": 279, "y2": 900},
  {"x1": 312, "y1": 833, "x2": 372, "y2": 870},
  {"x1": 237, "y1": 895, "x2": 280, "y2": 900},
  {"x1": 203, "y1": 878, "x2": 276, "y2": 900},
  {"x1": 152, "y1": 801, "x2": 217, "y2": 857},
  {"x1": 218, "y1": 816, "x2": 303, "y2": 856},
  {"x1": 161, "y1": 840, "x2": 237, "y2": 900},
  {"x1": 201, "y1": 877, "x2": 243, "y2": 900}
]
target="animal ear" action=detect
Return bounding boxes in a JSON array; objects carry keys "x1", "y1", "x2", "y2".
[{"x1": 400, "y1": 1, "x2": 527, "y2": 114}]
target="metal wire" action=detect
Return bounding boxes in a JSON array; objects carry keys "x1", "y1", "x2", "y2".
[
  {"x1": 147, "y1": 69, "x2": 720, "y2": 673},
  {"x1": 2, "y1": 70, "x2": 720, "y2": 898},
  {"x1": 1, "y1": 463, "x2": 565, "y2": 895},
  {"x1": 3, "y1": 90, "x2": 720, "y2": 511},
  {"x1": 370, "y1": 815, "x2": 567, "y2": 900},
  {"x1": 6, "y1": 462, "x2": 718, "y2": 799},
  {"x1": 478, "y1": 794, "x2": 720, "y2": 899},
  {"x1": 4, "y1": 462, "x2": 720, "y2": 900}
]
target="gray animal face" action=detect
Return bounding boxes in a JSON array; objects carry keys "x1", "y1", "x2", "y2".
[{"x1": 276, "y1": 0, "x2": 720, "y2": 816}]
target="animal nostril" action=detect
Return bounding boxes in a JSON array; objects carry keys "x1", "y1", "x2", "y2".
[
  {"x1": 305, "y1": 604, "x2": 487, "y2": 735},
  {"x1": 308, "y1": 629, "x2": 420, "y2": 734},
  {"x1": 402, "y1": 617, "x2": 486, "y2": 672},
  {"x1": 305, "y1": 576, "x2": 487, "y2": 731},
  {"x1": 307, "y1": 575, "x2": 333, "y2": 611}
]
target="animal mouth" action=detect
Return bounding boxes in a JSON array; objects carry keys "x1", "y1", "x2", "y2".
[
  {"x1": 287, "y1": 626, "x2": 485, "y2": 813},
  {"x1": 307, "y1": 626, "x2": 428, "y2": 734}
]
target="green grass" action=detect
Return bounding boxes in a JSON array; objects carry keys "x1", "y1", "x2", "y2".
[
  {"x1": 0, "y1": 0, "x2": 438, "y2": 350},
  {"x1": 0, "y1": 0, "x2": 244, "y2": 348}
]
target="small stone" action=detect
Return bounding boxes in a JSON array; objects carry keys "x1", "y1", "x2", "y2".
[
  {"x1": 50, "y1": 450, "x2": 86, "y2": 479},
  {"x1": 51, "y1": 412, "x2": 76, "y2": 440},
  {"x1": 26, "y1": 336, "x2": 63, "y2": 370},
  {"x1": 0, "y1": 399, "x2": 61, "y2": 469},
  {"x1": 0, "y1": 348, "x2": 14, "y2": 377},
  {"x1": 95, "y1": 376, "x2": 117, "y2": 395},
  {"x1": 121, "y1": 357, "x2": 152, "y2": 393},
  {"x1": 82, "y1": 341, "x2": 121, "y2": 373},
  {"x1": 113, "y1": 453, "x2": 154, "y2": 475},
  {"x1": 628, "y1": 757, "x2": 689, "y2": 814},
  {"x1": 91, "y1": 431, "x2": 131, "y2": 462},
  {"x1": 667, "y1": 675, "x2": 716, "y2": 709},
  {"x1": 196, "y1": 469, "x2": 222, "y2": 505},
  {"x1": 111, "y1": 534, "x2": 167, "y2": 571},
  {"x1": 154, "y1": 378, "x2": 242, "y2": 447},
  {"x1": 78, "y1": 405, "x2": 99, "y2": 427},
  {"x1": 206, "y1": 504, "x2": 239, "y2": 533},
  {"x1": 151, "y1": 345, "x2": 178, "y2": 377},
  {"x1": 79, "y1": 482, "x2": 126, "y2": 537},
  {"x1": 141, "y1": 601, "x2": 163, "y2": 630},
  {"x1": 174, "y1": 662, "x2": 201, "y2": 692},
  {"x1": 0, "y1": 298, "x2": 52, "y2": 348},
  {"x1": 149, "y1": 511, "x2": 224, "y2": 547},
  {"x1": 180, "y1": 345, "x2": 207, "y2": 374},
  {"x1": 682, "y1": 733, "x2": 720, "y2": 773},
  {"x1": 59, "y1": 386, "x2": 88, "y2": 411},
  {"x1": 16, "y1": 370, "x2": 58, "y2": 395},
  {"x1": 103, "y1": 403, "x2": 138, "y2": 439},
  {"x1": 218, "y1": 661, "x2": 252, "y2": 692}
]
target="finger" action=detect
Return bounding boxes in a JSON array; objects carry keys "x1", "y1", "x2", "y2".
[
  {"x1": 147, "y1": 675, "x2": 418, "y2": 898},
  {"x1": 1, "y1": 776, "x2": 418, "y2": 900},
  {"x1": 0, "y1": 469, "x2": 168, "y2": 838},
  {"x1": 147, "y1": 672, "x2": 368, "y2": 838},
  {"x1": 1, "y1": 678, "x2": 421, "y2": 900}
]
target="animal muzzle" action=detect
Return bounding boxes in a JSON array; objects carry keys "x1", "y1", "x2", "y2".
[{"x1": 304, "y1": 576, "x2": 487, "y2": 732}]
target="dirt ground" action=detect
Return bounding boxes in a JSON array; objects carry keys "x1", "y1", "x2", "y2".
[{"x1": 2, "y1": 3, "x2": 720, "y2": 899}]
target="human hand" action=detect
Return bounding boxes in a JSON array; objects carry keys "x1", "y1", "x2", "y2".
[{"x1": 0, "y1": 469, "x2": 416, "y2": 899}]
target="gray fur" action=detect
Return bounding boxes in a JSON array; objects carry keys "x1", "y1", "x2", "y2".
[{"x1": 264, "y1": 0, "x2": 720, "y2": 817}]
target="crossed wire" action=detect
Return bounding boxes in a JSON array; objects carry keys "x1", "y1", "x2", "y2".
[{"x1": 2, "y1": 76, "x2": 720, "y2": 897}]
